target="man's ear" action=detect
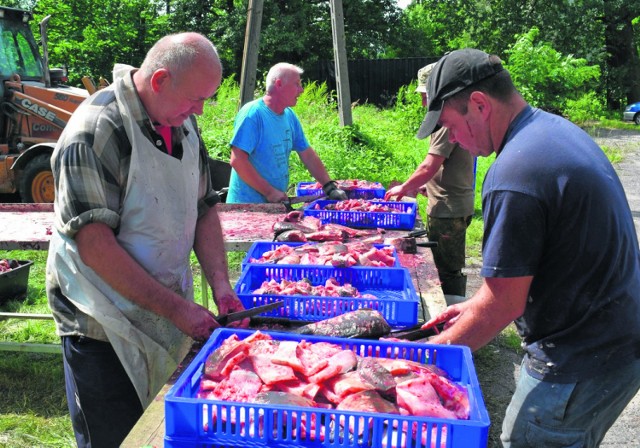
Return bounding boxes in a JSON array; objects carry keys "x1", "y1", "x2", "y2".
[
  {"x1": 150, "y1": 68, "x2": 171, "y2": 93},
  {"x1": 469, "y1": 91, "x2": 491, "y2": 118}
]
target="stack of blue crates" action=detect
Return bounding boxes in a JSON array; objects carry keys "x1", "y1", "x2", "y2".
[{"x1": 165, "y1": 212, "x2": 490, "y2": 447}]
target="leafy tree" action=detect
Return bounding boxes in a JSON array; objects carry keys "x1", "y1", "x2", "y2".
[
  {"x1": 391, "y1": 0, "x2": 478, "y2": 57},
  {"x1": 471, "y1": 0, "x2": 604, "y2": 58},
  {"x1": 167, "y1": 0, "x2": 403, "y2": 80},
  {"x1": 397, "y1": 0, "x2": 607, "y2": 62},
  {"x1": 1, "y1": 0, "x2": 38, "y2": 9},
  {"x1": 399, "y1": 0, "x2": 640, "y2": 109},
  {"x1": 473, "y1": 0, "x2": 640, "y2": 108},
  {"x1": 31, "y1": 0, "x2": 167, "y2": 86},
  {"x1": 504, "y1": 27, "x2": 601, "y2": 114},
  {"x1": 603, "y1": 0, "x2": 640, "y2": 107},
  {"x1": 13, "y1": 0, "x2": 640, "y2": 113}
]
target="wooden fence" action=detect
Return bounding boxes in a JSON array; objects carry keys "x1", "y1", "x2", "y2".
[{"x1": 308, "y1": 57, "x2": 439, "y2": 107}]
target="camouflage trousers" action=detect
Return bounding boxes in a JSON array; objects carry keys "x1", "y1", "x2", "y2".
[{"x1": 427, "y1": 215, "x2": 473, "y2": 297}]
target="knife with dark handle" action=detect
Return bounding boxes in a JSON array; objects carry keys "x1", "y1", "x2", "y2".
[
  {"x1": 388, "y1": 322, "x2": 446, "y2": 341},
  {"x1": 215, "y1": 300, "x2": 285, "y2": 326}
]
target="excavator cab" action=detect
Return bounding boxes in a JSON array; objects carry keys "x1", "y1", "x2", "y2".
[
  {"x1": 0, "y1": 8, "x2": 43, "y2": 83},
  {"x1": 0, "y1": 7, "x2": 43, "y2": 153}
]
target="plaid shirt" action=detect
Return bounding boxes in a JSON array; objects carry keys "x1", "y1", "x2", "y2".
[
  {"x1": 47, "y1": 68, "x2": 220, "y2": 340},
  {"x1": 51, "y1": 68, "x2": 219, "y2": 238}
]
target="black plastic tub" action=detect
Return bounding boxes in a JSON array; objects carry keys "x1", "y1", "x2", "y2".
[{"x1": 0, "y1": 260, "x2": 34, "y2": 304}]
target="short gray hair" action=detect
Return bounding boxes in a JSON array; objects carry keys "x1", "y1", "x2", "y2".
[
  {"x1": 140, "y1": 33, "x2": 221, "y2": 79},
  {"x1": 266, "y1": 63, "x2": 303, "y2": 92}
]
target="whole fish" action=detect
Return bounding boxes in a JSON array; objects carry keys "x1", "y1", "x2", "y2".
[
  {"x1": 273, "y1": 221, "x2": 316, "y2": 236},
  {"x1": 293, "y1": 308, "x2": 391, "y2": 339},
  {"x1": 274, "y1": 229, "x2": 308, "y2": 242}
]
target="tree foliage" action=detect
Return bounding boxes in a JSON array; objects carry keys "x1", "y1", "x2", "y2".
[
  {"x1": 504, "y1": 27, "x2": 601, "y2": 114},
  {"x1": 164, "y1": 0, "x2": 403, "y2": 82},
  {"x1": 30, "y1": 0, "x2": 167, "y2": 85},
  {"x1": 14, "y1": 0, "x2": 640, "y2": 110},
  {"x1": 394, "y1": 0, "x2": 640, "y2": 108},
  {"x1": 392, "y1": 0, "x2": 476, "y2": 57},
  {"x1": 603, "y1": 0, "x2": 640, "y2": 108}
]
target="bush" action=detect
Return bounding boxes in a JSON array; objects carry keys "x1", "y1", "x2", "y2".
[
  {"x1": 197, "y1": 76, "x2": 241, "y2": 160},
  {"x1": 564, "y1": 92, "x2": 606, "y2": 124},
  {"x1": 504, "y1": 27, "x2": 601, "y2": 115}
]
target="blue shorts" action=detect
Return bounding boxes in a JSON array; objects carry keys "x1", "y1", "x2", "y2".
[
  {"x1": 501, "y1": 357, "x2": 640, "y2": 447},
  {"x1": 62, "y1": 336, "x2": 143, "y2": 448}
]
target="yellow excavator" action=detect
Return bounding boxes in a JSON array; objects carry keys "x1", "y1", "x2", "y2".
[{"x1": 0, "y1": 6, "x2": 106, "y2": 202}]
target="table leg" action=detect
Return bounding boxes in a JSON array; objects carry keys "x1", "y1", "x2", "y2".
[{"x1": 200, "y1": 271, "x2": 209, "y2": 309}]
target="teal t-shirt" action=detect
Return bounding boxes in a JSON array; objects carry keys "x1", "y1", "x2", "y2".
[{"x1": 227, "y1": 99, "x2": 309, "y2": 203}]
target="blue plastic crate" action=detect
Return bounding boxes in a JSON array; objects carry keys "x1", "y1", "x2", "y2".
[
  {"x1": 164, "y1": 328, "x2": 490, "y2": 448},
  {"x1": 241, "y1": 241, "x2": 402, "y2": 270},
  {"x1": 234, "y1": 264, "x2": 419, "y2": 327},
  {"x1": 296, "y1": 181, "x2": 385, "y2": 199},
  {"x1": 303, "y1": 200, "x2": 416, "y2": 230}
]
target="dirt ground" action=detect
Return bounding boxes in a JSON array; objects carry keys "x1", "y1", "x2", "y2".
[{"x1": 467, "y1": 128, "x2": 640, "y2": 447}]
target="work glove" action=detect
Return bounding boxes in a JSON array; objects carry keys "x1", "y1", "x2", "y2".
[{"x1": 323, "y1": 180, "x2": 348, "y2": 200}]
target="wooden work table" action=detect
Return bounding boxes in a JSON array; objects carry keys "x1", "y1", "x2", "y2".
[
  {"x1": 0, "y1": 202, "x2": 307, "y2": 252},
  {"x1": 0, "y1": 202, "x2": 309, "y2": 352},
  {"x1": 0, "y1": 203, "x2": 445, "y2": 303}
]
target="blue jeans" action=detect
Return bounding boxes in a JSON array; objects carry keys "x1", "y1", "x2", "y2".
[
  {"x1": 62, "y1": 336, "x2": 143, "y2": 448},
  {"x1": 501, "y1": 357, "x2": 640, "y2": 447}
]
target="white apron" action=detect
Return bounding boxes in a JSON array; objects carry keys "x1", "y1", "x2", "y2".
[{"x1": 49, "y1": 73, "x2": 200, "y2": 407}]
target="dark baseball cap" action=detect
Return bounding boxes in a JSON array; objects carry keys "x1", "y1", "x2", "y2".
[{"x1": 416, "y1": 49, "x2": 504, "y2": 139}]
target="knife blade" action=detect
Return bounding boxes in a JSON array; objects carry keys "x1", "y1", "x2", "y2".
[
  {"x1": 215, "y1": 300, "x2": 285, "y2": 326},
  {"x1": 282, "y1": 194, "x2": 326, "y2": 212},
  {"x1": 388, "y1": 322, "x2": 445, "y2": 341},
  {"x1": 287, "y1": 194, "x2": 326, "y2": 204}
]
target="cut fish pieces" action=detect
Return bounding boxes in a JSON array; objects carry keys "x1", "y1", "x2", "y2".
[
  {"x1": 271, "y1": 340, "x2": 305, "y2": 373},
  {"x1": 296, "y1": 340, "x2": 343, "y2": 376},
  {"x1": 396, "y1": 376, "x2": 457, "y2": 419},
  {"x1": 203, "y1": 334, "x2": 249, "y2": 380},
  {"x1": 307, "y1": 349, "x2": 358, "y2": 383},
  {"x1": 336, "y1": 390, "x2": 400, "y2": 436},
  {"x1": 320, "y1": 371, "x2": 375, "y2": 404}
]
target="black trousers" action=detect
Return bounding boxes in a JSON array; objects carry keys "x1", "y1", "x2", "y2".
[{"x1": 62, "y1": 336, "x2": 143, "y2": 448}]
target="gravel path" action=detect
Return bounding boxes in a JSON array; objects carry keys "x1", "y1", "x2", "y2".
[
  {"x1": 593, "y1": 129, "x2": 640, "y2": 447},
  {"x1": 466, "y1": 128, "x2": 640, "y2": 447}
]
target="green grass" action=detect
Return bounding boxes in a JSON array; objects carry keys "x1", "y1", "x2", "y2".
[
  {"x1": 0, "y1": 76, "x2": 629, "y2": 446},
  {"x1": 0, "y1": 250, "x2": 72, "y2": 447},
  {"x1": 0, "y1": 353, "x2": 74, "y2": 448}
]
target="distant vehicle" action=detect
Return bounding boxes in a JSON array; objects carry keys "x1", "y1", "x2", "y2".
[{"x1": 623, "y1": 101, "x2": 640, "y2": 125}]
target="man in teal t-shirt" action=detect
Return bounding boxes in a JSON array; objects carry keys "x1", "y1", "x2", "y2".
[{"x1": 227, "y1": 62, "x2": 346, "y2": 203}]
